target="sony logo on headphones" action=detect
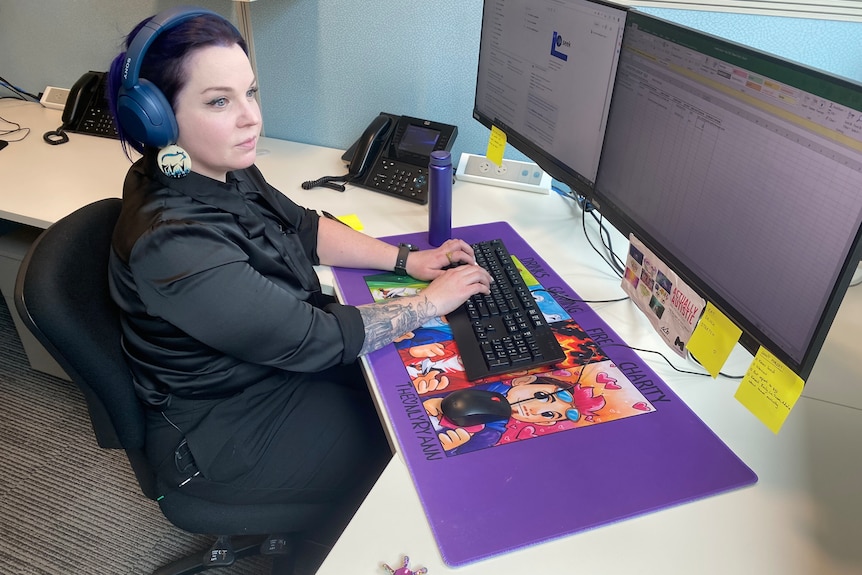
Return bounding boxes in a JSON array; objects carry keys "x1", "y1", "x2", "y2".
[{"x1": 123, "y1": 57, "x2": 132, "y2": 80}]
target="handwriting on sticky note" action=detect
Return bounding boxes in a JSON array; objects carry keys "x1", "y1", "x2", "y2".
[
  {"x1": 734, "y1": 347, "x2": 804, "y2": 434},
  {"x1": 687, "y1": 303, "x2": 741, "y2": 378},
  {"x1": 486, "y1": 126, "x2": 506, "y2": 167}
]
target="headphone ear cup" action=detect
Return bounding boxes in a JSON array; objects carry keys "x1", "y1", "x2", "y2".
[{"x1": 116, "y1": 78, "x2": 178, "y2": 148}]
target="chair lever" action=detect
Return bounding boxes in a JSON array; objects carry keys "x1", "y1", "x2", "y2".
[
  {"x1": 260, "y1": 533, "x2": 293, "y2": 556},
  {"x1": 204, "y1": 535, "x2": 235, "y2": 567}
]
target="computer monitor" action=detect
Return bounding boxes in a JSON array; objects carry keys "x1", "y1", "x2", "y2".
[
  {"x1": 472, "y1": 0, "x2": 628, "y2": 198},
  {"x1": 591, "y1": 11, "x2": 862, "y2": 380}
]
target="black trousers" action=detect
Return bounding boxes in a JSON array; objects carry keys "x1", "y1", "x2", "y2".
[{"x1": 145, "y1": 362, "x2": 392, "y2": 510}]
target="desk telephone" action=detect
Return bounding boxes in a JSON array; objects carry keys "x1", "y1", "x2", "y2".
[
  {"x1": 325, "y1": 113, "x2": 457, "y2": 204},
  {"x1": 59, "y1": 71, "x2": 118, "y2": 140},
  {"x1": 345, "y1": 113, "x2": 457, "y2": 204}
]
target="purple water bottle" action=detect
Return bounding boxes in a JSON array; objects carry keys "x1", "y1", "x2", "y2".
[{"x1": 428, "y1": 150, "x2": 453, "y2": 247}]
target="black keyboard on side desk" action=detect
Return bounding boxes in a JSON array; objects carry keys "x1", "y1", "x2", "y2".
[{"x1": 448, "y1": 238, "x2": 566, "y2": 381}]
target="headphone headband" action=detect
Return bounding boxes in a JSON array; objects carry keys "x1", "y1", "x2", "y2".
[
  {"x1": 116, "y1": 6, "x2": 239, "y2": 148},
  {"x1": 122, "y1": 6, "x2": 221, "y2": 90}
]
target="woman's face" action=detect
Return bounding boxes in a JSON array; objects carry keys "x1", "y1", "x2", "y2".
[{"x1": 174, "y1": 43, "x2": 261, "y2": 181}]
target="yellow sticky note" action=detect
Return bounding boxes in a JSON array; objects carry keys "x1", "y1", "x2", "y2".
[
  {"x1": 336, "y1": 214, "x2": 363, "y2": 231},
  {"x1": 687, "y1": 303, "x2": 741, "y2": 378},
  {"x1": 485, "y1": 125, "x2": 507, "y2": 167},
  {"x1": 734, "y1": 347, "x2": 804, "y2": 434},
  {"x1": 511, "y1": 256, "x2": 539, "y2": 286}
]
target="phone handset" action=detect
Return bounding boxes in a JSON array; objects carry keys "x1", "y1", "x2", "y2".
[
  {"x1": 301, "y1": 114, "x2": 394, "y2": 192},
  {"x1": 348, "y1": 114, "x2": 393, "y2": 179},
  {"x1": 61, "y1": 72, "x2": 102, "y2": 129},
  {"x1": 43, "y1": 71, "x2": 104, "y2": 145}
]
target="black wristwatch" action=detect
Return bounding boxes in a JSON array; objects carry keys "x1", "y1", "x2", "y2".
[{"x1": 394, "y1": 243, "x2": 418, "y2": 276}]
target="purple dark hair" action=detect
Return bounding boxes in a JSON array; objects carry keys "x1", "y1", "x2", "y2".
[{"x1": 107, "y1": 12, "x2": 247, "y2": 158}]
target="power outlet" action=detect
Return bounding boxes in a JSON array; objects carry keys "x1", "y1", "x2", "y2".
[
  {"x1": 40, "y1": 86, "x2": 70, "y2": 111},
  {"x1": 455, "y1": 152, "x2": 551, "y2": 194}
]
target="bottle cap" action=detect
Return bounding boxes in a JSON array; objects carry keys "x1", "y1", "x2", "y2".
[{"x1": 430, "y1": 150, "x2": 452, "y2": 166}]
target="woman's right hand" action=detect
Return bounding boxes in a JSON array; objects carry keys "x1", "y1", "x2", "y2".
[{"x1": 420, "y1": 263, "x2": 492, "y2": 317}]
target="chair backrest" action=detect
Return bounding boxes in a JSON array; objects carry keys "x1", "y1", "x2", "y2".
[
  {"x1": 13, "y1": 198, "x2": 145, "y2": 452},
  {"x1": 14, "y1": 198, "x2": 328, "y2": 532}
]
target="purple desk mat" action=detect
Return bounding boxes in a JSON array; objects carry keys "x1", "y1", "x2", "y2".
[{"x1": 332, "y1": 221, "x2": 757, "y2": 567}]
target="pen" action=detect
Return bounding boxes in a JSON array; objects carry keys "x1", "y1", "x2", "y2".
[{"x1": 322, "y1": 210, "x2": 350, "y2": 227}]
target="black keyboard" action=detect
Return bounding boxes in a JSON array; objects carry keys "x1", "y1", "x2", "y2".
[{"x1": 447, "y1": 238, "x2": 566, "y2": 381}]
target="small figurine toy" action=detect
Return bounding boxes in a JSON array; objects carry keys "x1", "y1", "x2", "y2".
[{"x1": 382, "y1": 555, "x2": 427, "y2": 575}]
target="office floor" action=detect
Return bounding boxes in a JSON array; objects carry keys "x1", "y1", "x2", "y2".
[{"x1": 0, "y1": 297, "x2": 271, "y2": 575}]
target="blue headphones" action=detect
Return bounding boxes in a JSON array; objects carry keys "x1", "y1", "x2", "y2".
[{"x1": 116, "y1": 6, "x2": 236, "y2": 148}]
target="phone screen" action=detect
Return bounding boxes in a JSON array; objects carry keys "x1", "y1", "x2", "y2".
[{"x1": 398, "y1": 124, "x2": 440, "y2": 156}]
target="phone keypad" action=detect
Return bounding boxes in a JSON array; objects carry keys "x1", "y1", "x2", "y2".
[
  {"x1": 368, "y1": 159, "x2": 428, "y2": 204},
  {"x1": 73, "y1": 106, "x2": 119, "y2": 139}
]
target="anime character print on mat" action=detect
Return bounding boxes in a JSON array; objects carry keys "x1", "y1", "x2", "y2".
[
  {"x1": 363, "y1": 270, "x2": 658, "y2": 456},
  {"x1": 422, "y1": 359, "x2": 657, "y2": 456},
  {"x1": 394, "y1": 316, "x2": 471, "y2": 395}
]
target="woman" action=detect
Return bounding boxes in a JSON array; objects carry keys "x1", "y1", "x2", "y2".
[{"x1": 105, "y1": 6, "x2": 491, "y2": 563}]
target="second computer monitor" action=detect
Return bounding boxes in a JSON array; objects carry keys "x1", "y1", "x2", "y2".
[{"x1": 593, "y1": 11, "x2": 862, "y2": 380}]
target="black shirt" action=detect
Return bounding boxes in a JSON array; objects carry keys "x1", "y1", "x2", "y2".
[{"x1": 109, "y1": 153, "x2": 366, "y2": 409}]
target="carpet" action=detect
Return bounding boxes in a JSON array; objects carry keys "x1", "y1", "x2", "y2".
[{"x1": 0, "y1": 296, "x2": 271, "y2": 575}]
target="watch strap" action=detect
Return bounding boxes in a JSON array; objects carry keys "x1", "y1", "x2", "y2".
[{"x1": 394, "y1": 243, "x2": 416, "y2": 276}]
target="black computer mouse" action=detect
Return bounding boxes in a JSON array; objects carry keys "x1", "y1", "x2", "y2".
[{"x1": 440, "y1": 388, "x2": 511, "y2": 427}]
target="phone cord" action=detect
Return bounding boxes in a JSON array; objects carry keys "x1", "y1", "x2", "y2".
[
  {"x1": 43, "y1": 124, "x2": 69, "y2": 145},
  {"x1": 301, "y1": 174, "x2": 350, "y2": 192}
]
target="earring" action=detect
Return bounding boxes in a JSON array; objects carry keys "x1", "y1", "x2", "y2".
[{"x1": 157, "y1": 144, "x2": 192, "y2": 178}]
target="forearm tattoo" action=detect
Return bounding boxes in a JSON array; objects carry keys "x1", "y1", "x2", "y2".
[{"x1": 358, "y1": 295, "x2": 439, "y2": 355}]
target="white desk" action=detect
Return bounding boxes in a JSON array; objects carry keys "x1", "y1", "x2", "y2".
[
  {"x1": 0, "y1": 100, "x2": 127, "y2": 228},
  {"x1": 311, "y1": 204, "x2": 862, "y2": 573},
  {"x1": 3, "y1": 100, "x2": 862, "y2": 575},
  {"x1": 262, "y1": 129, "x2": 862, "y2": 575}
]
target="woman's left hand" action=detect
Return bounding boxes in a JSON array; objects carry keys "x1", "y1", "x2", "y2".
[{"x1": 406, "y1": 238, "x2": 477, "y2": 281}]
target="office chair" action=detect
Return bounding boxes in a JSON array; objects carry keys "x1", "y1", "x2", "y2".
[{"x1": 13, "y1": 198, "x2": 329, "y2": 575}]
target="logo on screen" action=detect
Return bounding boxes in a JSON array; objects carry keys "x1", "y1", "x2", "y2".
[{"x1": 551, "y1": 31, "x2": 570, "y2": 61}]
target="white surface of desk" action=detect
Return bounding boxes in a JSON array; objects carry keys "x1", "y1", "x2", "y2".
[
  {"x1": 3, "y1": 100, "x2": 861, "y2": 575},
  {"x1": 257, "y1": 135, "x2": 862, "y2": 573},
  {"x1": 0, "y1": 100, "x2": 128, "y2": 228},
  {"x1": 308, "y1": 179, "x2": 862, "y2": 574}
]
